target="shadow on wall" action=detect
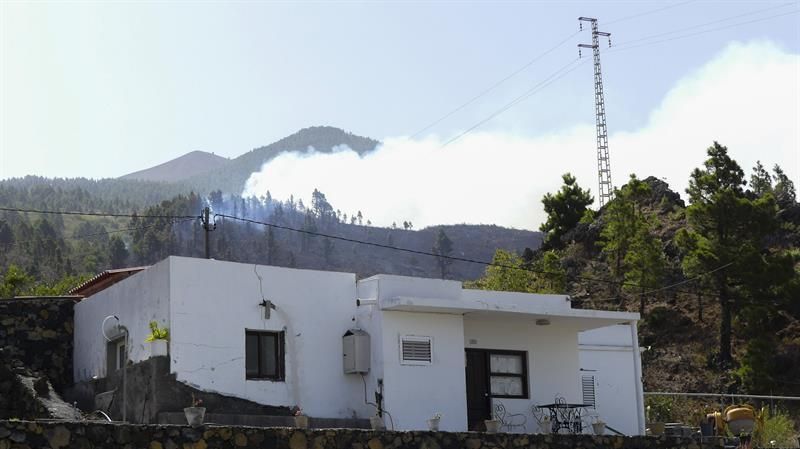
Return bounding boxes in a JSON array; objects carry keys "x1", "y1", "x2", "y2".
[{"x1": 64, "y1": 356, "x2": 292, "y2": 424}]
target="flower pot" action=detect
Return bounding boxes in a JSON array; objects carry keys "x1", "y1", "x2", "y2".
[
  {"x1": 184, "y1": 407, "x2": 206, "y2": 427},
  {"x1": 427, "y1": 417, "x2": 440, "y2": 431},
  {"x1": 539, "y1": 417, "x2": 552, "y2": 434},
  {"x1": 150, "y1": 340, "x2": 168, "y2": 357},
  {"x1": 294, "y1": 415, "x2": 309, "y2": 429},
  {"x1": 370, "y1": 416, "x2": 385, "y2": 430},
  {"x1": 648, "y1": 422, "x2": 665, "y2": 436},
  {"x1": 592, "y1": 422, "x2": 606, "y2": 435},
  {"x1": 484, "y1": 419, "x2": 501, "y2": 433}
]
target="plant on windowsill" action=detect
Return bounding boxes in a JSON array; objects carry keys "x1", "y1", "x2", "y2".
[
  {"x1": 144, "y1": 321, "x2": 169, "y2": 357},
  {"x1": 427, "y1": 412, "x2": 442, "y2": 431},
  {"x1": 184, "y1": 394, "x2": 205, "y2": 427},
  {"x1": 293, "y1": 406, "x2": 308, "y2": 429}
]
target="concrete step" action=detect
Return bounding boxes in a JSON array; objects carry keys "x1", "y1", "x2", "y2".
[{"x1": 157, "y1": 412, "x2": 370, "y2": 429}]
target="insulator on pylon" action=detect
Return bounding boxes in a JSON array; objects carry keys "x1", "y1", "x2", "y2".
[
  {"x1": 580, "y1": 23, "x2": 583, "y2": 31},
  {"x1": 608, "y1": 38, "x2": 612, "y2": 47},
  {"x1": 578, "y1": 48, "x2": 582, "y2": 58}
]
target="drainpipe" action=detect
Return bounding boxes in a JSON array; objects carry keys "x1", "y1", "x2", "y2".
[
  {"x1": 119, "y1": 323, "x2": 129, "y2": 423},
  {"x1": 629, "y1": 321, "x2": 645, "y2": 435}
]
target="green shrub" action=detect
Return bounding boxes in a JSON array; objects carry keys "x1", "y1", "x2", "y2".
[{"x1": 757, "y1": 408, "x2": 798, "y2": 448}]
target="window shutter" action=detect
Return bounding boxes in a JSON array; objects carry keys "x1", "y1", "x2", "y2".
[
  {"x1": 582, "y1": 375, "x2": 596, "y2": 408},
  {"x1": 400, "y1": 335, "x2": 432, "y2": 365}
]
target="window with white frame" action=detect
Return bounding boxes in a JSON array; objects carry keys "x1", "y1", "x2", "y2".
[
  {"x1": 488, "y1": 351, "x2": 528, "y2": 398},
  {"x1": 399, "y1": 335, "x2": 432, "y2": 365}
]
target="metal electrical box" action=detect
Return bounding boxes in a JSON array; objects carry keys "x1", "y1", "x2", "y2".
[{"x1": 343, "y1": 329, "x2": 370, "y2": 374}]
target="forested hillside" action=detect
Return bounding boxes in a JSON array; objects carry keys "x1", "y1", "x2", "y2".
[
  {"x1": 0, "y1": 126, "x2": 380, "y2": 209},
  {"x1": 0, "y1": 184, "x2": 542, "y2": 297},
  {"x1": 468, "y1": 142, "x2": 800, "y2": 402}
]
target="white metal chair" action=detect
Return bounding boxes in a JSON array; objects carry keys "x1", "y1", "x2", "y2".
[{"x1": 494, "y1": 401, "x2": 527, "y2": 433}]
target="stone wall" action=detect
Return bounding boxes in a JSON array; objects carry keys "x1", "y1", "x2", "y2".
[
  {"x1": 0, "y1": 297, "x2": 77, "y2": 391},
  {"x1": 0, "y1": 420, "x2": 723, "y2": 449}
]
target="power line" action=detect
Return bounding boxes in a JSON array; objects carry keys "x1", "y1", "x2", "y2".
[
  {"x1": 440, "y1": 58, "x2": 587, "y2": 147},
  {"x1": 215, "y1": 212, "x2": 732, "y2": 297},
  {"x1": 7, "y1": 218, "x2": 197, "y2": 249},
  {"x1": 0, "y1": 206, "x2": 198, "y2": 220},
  {"x1": 410, "y1": 30, "x2": 582, "y2": 139},
  {"x1": 412, "y1": 0, "x2": 707, "y2": 141},
  {"x1": 610, "y1": 3, "x2": 798, "y2": 49},
  {"x1": 603, "y1": 0, "x2": 698, "y2": 26}
]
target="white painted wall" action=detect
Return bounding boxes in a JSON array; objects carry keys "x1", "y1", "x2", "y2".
[
  {"x1": 463, "y1": 314, "x2": 582, "y2": 432},
  {"x1": 168, "y1": 257, "x2": 366, "y2": 419},
  {"x1": 379, "y1": 310, "x2": 467, "y2": 432},
  {"x1": 73, "y1": 257, "x2": 642, "y2": 432},
  {"x1": 579, "y1": 325, "x2": 643, "y2": 435},
  {"x1": 73, "y1": 259, "x2": 170, "y2": 381}
]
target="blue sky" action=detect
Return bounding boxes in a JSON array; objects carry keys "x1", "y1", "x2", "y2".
[{"x1": 2, "y1": 1, "x2": 798, "y2": 228}]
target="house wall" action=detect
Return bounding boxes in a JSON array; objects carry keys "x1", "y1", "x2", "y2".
[
  {"x1": 379, "y1": 310, "x2": 467, "y2": 432},
  {"x1": 167, "y1": 257, "x2": 366, "y2": 419},
  {"x1": 353, "y1": 278, "x2": 386, "y2": 421},
  {"x1": 73, "y1": 260, "x2": 171, "y2": 382},
  {"x1": 463, "y1": 315, "x2": 582, "y2": 432},
  {"x1": 579, "y1": 325, "x2": 643, "y2": 436}
]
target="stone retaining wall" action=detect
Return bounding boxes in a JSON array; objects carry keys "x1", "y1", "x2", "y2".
[
  {"x1": 0, "y1": 420, "x2": 722, "y2": 449},
  {"x1": 0, "y1": 297, "x2": 77, "y2": 391}
]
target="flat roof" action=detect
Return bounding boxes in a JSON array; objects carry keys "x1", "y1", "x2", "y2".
[{"x1": 379, "y1": 295, "x2": 639, "y2": 331}]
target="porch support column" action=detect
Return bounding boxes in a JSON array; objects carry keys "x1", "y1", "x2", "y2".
[{"x1": 629, "y1": 321, "x2": 645, "y2": 435}]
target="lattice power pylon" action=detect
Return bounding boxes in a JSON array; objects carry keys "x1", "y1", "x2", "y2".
[{"x1": 578, "y1": 17, "x2": 613, "y2": 207}]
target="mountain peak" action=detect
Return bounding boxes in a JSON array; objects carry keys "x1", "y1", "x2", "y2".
[{"x1": 120, "y1": 150, "x2": 229, "y2": 183}]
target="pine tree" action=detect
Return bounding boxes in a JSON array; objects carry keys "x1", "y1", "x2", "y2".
[
  {"x1": 676, "y1": 142, "x2": 778, "y2": 366},
  {"x1": 432, "y1": 229, "x2": 453, "y2": 279},
  {"x1": 540, "y1": 173, "x2": 594, "y2": 249}
]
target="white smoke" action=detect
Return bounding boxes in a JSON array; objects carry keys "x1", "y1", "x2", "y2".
[{"x1": 243, "y1": 40, "x2": 798, "y2": 231}]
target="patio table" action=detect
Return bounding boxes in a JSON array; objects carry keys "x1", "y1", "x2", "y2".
[{"x1": 536, "y1": 402, "x2": 591, "y2": 434}]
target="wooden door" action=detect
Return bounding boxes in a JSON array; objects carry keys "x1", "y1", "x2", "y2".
[{"x1": 465, "y1": 349, "x2": 491, "y2": 430}]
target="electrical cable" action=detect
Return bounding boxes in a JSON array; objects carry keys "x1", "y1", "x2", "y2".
[
  {"x1": 6, "y1": 217, "x2": 196, "y2": 248},
  {"x1": 0, "y1": 206, "x2": 198, "y2": 220},
  {"x1": 215, "y1": 213, "x2": 734, "y2": 298},
  {"x1": 410, "y1": 30, "x2": 582, "y2": 140},
  {"x1": 609, "y1": 3, "x2": 798, "y2": 50},
  {"x1": 411, "y1": 0, "x2": 709, "y2": 140},
  {"x1": 440, "y1": 58, "x2": 587, "y2": 147},
  {"x1": 603, "y1": 0, "x2": 698, "y2": 26}
]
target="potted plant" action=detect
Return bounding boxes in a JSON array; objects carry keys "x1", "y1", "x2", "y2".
[
  {"x1": 184, "y1": 394, "x2": 205, "y2": 427},
  {"x1": 370, "y1": 414, "x2": 385, "y2": 430},
  {"x1": 592, "y1": 417, "x2": 606, "y2": 435},
  {"x1": 539, "y1": 415, "x2": 552, "y2": 434},
  {"x1": 484, "y1": 418, "x2": 501, "y2": 433},
  {"x1": 293, "y1": 406, "x2": 308, "y2": 429},
  {"x1": 427, "y1": 412, "x2": 441, "y2": 431},
  {"x1": 145, "y1": 321, "x2": 169, "y2": 357}
]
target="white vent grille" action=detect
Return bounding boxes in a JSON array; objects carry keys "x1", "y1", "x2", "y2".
[
  {"x1": 400, "y1": 335, "x2": 432, "y2": 365},
  {"x1": 582, "y1": 375, "x2": 596, "y2": 408}
]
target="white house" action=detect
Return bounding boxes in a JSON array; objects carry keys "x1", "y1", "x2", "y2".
[{"x1": 73, "y1": 256, "x2": 644, "y2": 434}]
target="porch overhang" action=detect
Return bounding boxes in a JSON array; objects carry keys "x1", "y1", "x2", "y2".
[{"x1": 380, "y1": 295, "x2": 639, "y2": 332}]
